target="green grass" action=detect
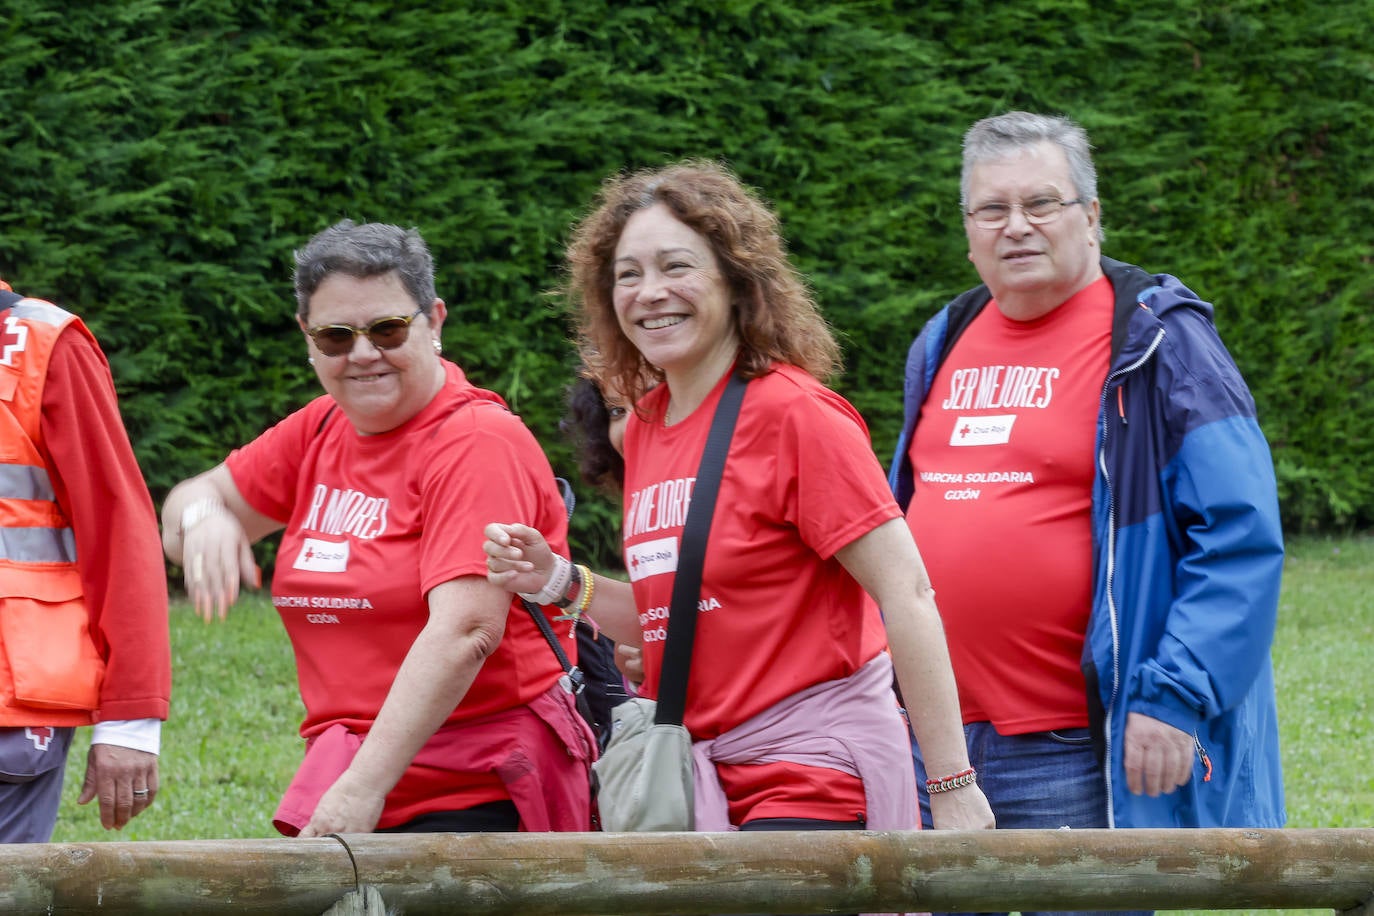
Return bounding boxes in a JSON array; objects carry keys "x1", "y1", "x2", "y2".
[
  {"x1": 55, "y1": 595, "x2": 304, "y2": 842},
  {"x1": 50, "y1": 535, "x2": 1374, "y2": 913}
]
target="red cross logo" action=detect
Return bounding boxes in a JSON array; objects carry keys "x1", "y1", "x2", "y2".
[
  {"x1": 0, "y1": 315, "x2": 29, "y2": 366},
  {"x1": 25, "y1": 726, "x2": 54, "y2": 751}
]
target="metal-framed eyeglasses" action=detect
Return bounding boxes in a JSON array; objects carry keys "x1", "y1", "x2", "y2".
[
  {"x1": 305, "y1": 309, "x2": 425, "y2": 357},
  {"x1": 966, "y1": 197, "x2": 1084, "y2": 230}
]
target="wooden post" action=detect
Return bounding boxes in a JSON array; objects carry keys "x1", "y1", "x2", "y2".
[
  {"x1": 0, "y1": 828, "x2": 1370, "y2": 914},
  {"x1": 344, "y1": 828, "x2": 1374, "y2": 915},
  {"x1": 0, "y1": 837, "x2": 356, "y2": 914}
]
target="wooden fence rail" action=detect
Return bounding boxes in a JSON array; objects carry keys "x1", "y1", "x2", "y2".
[{"x1": 1, "y1": 828, "x2": 1371, "y2": 915}]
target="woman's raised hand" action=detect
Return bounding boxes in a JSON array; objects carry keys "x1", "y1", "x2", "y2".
[{"x1": 183, "y1": 511, "x2": 260, "y2": 623}]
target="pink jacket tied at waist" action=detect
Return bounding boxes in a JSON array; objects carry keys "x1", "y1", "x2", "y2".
[
  {"x1": 691, "y1": 652, "x2": 918, "y2": 832},
  {"x1": 273, "y1": 681, "x2": 594, "y2": 835}
]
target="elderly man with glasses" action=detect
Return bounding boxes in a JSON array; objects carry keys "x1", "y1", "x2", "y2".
[{"x1": 888, "y1": 111, "x2": 1285, "y2": 916}]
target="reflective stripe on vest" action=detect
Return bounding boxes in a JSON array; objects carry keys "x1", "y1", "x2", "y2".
[
  {"x1": 0, "y1": 462, "x2": 57, "y2": 502},
  {"x1": 7, "y1": 299, "x2": 72, "y2": 330},
  {"x1": 0, "y1": 525, "x2": 76, "y2": 563}
]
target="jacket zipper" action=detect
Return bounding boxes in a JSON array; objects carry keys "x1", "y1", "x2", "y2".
[
  {"x1": 1194, "y1": 733, "x2": 1214, "y2": 783},
  {"x1": 1096, "y1": 324, "x2": 1165, "y2": 827}
]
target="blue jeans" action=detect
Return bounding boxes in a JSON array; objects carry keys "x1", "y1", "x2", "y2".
[{"x1": 913, "y1": 721, "x2": 1149, "y2": 916}]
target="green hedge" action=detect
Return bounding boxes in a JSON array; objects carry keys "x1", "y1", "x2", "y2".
[{"x1": 1, "y1": 0, "x2": 1370, "y2": 568}]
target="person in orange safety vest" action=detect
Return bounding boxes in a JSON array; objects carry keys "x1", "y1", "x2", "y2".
[{"x1": 0, "y1": 278, "x2": 170, "y2": 841}]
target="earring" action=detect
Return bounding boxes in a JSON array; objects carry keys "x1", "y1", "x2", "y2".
[
  {"x1": 307, "y1": 357, "x2": 316, "y2": 366},
  {"x1": 433, "y1": 338, "x2": 442, "y2": 353}
]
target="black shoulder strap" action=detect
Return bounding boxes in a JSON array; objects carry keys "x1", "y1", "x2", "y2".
[
  {"x1": 0, "y1": 289, "x2": 23, "y2": 312},
  {"x1": 521, "y1": 594, "x2": 584, "y2": 689},
  {"x1": 521, "y1": 474, "x2": 584, "y2": 692},
  {"x1": 314, "y1": 404, "x2": 338, "y2": 437},
  {"x1": 654, "y1": 372, "x2": 749, "y2": 726}
]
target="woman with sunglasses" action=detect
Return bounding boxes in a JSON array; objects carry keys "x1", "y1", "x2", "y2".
[
  {"x1": 162, "y1": 219, "x2": 594, "y2": 837},
  {"x1": 485, "y1": 162, "x2": 995, "y2": 856}
]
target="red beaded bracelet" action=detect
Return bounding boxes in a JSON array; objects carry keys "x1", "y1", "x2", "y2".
[{"x1": 926, "y1": 766, "x2": 978, "y2": 794}]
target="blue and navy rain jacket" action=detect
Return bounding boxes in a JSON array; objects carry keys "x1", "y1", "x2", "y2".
[{"x1": 889, "y1": 257, "x2": 1286, "y2": 828}]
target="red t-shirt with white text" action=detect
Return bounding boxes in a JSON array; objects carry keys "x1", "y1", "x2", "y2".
[
  {"x1": 227, "y1": 362, "x2": 570, "y2": 815},
  {"x1": 906, "y1": 277, "x2": 1112, "y2": 734},
  {"x1": 623, "y1": 363, "x2": 897, "y2": 824}
]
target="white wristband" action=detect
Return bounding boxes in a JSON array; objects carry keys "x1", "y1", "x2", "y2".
[
  {"x1": 518, "y1": 554, "x2": 573, "y2": 606},
  {"x1": 179, "y1": 497, "x2": 228, "y2": 537}
]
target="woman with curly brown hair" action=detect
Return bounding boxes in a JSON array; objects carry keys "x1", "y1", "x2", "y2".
[{"x1": 486, "y1": 161, "x2": 992, "y2": 841}]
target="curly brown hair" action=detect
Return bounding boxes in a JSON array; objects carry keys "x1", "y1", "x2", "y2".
[{"x1": 564, "y1": 159, "x2": 841, "y2": 409}]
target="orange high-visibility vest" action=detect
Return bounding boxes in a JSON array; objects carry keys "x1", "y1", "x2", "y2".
[{"x1": 0, "y1": 293, "x2": 105, "y2": 726}]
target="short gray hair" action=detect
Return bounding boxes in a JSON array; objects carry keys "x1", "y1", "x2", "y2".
[
  {"x1": 293, "y1": 220, "x2": 437, "y2": 320},
  {"x1": 961, "y1": 111, "x2": 1105, "y2": 242}
]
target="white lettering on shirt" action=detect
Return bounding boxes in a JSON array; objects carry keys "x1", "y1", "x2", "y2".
[
  {"x1": 300, "y1": 483, "x2": 389, "y2": 540},
  {"x1": 942, "y1": 365, "x2": 1058, "y2": 411},
  {"x1": 625, "y1": 477, "x2": 695, "y2": 539}
]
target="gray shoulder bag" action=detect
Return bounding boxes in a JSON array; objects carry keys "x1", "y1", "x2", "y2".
[{"x1": 591, "y1": 372, "x2": 748, "y2": 832}]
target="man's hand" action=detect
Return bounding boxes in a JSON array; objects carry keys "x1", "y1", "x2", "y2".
[
  {"x1": 1123, "y1": 712, "x2": 1195, "y2": 797},
  {"x1": 77, "y1": 743, "x2": 159, "y2": 830}
]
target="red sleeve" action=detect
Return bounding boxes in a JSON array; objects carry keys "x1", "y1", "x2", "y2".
[
  {"x1": 416, "y1": 401, "x2": 570, "y2": 594},
  {"x1": 224, "y1": 398, "x2": 332, "y2": 523},
  {"x1": 41, "y1": 327, "x2": 170, "y2": 721},
  {"x1": 780, "y1": 385, "x2": 900, "y2": 560}
]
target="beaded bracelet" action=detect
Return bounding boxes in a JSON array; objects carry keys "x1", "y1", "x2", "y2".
[
  {"x1": 925, "y1": 766, "x2": 978, "y2": 794},
  {"x1": 574, "y1": 565, "x2": 595, "y2": 615},
  {"x1": 554, "y1": 565, "x2": 596, "y2": 630}
]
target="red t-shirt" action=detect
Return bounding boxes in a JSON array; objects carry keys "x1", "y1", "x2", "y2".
[
  {"x1": 227, "y1": 362, "x2": 570, "y2": 813},
  {"x1": 622, "y1": 363, "x2": 898, "y2": 823},
  {"x1": 906, "y1": 277, "x2": 1112, "y2": 734}
]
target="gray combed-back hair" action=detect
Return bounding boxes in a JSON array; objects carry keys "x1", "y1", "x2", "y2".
[
  {"x1": 961, "y1": 111, "x2": 1105, "y2": 242},
  {"x1": 292, "y1": 219, "x2": 436, "y2": 319}
]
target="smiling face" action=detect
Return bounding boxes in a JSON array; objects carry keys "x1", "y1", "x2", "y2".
[
  {"x1": 300, "y1": 271, "x2": 447, "y2": 434},
  {"x1": 965, "y1": 140, "x2": 1103, "y2": 321},
  {"x1": 611, "y1": 204, "x2": 739, "y2": 388}
]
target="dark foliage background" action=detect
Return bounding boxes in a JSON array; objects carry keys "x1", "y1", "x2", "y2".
[{"x1": 1, "y1": 0, "x2": 1370, "y2": 568}]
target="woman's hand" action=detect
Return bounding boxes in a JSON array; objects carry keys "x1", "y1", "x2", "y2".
[
  {"x1": 614, "y1": 643, "x2": 644, "y2": 687},
  {"x1": 162, "y1": 466, "x2": 277, "y2": 622},
  {"x1": 181, "y1": 508, "x2": 260, "y2": 623},
  {"x1": 929, "y1": 783, "x2": 996, "y2": 831},
  {"x1": 482, "y1": 522, "x2": 558, "y2": 596},
  {"x1": 297, "y1": 771, "x2": 386, "y2": 837}
]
